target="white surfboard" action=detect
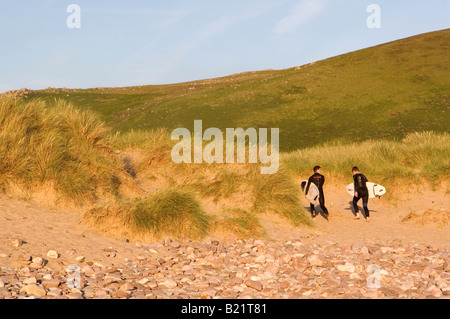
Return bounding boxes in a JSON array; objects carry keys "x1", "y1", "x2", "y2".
[
  {"x1": 346, "y1": 182, "x2": 386, "y2": 198},
  {"x1": 301, "y1": 180, "x2": 320, "y2": 205}
]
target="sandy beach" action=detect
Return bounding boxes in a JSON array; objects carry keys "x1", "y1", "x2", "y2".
[{"x1": 1, "y1": 186, "x2": 448, "y2": 299}]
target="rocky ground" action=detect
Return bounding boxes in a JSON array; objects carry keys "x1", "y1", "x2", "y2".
[{"x1": 1, "y1": 237, "x2": 449, "y2": 299}]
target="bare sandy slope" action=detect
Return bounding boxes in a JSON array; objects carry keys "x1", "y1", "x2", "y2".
[{"x1": 1, "y1": 186, "x2": 449, "y2": 271}]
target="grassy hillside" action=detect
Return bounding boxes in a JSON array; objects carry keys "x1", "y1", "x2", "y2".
[{"x1": 22, "y1": 29, "x2": 450, "y2": 152}]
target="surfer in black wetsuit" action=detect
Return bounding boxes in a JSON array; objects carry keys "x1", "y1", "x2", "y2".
[
  {"x1": 352, "y1": 166, "x2": 370, "y2": 221},
  {"x1": 305, "y1": 166, "x2": 329, "y2": 219}
]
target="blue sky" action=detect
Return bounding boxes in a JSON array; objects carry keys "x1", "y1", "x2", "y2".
[{"x1": 0, "y1": 0, "x2": 449, "y2": 92}]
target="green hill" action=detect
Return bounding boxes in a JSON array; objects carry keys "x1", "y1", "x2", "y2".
[{"x1": 23, "y1": 29, "x2": 450, "y2": 152}]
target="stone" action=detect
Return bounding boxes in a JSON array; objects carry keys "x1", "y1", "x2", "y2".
[
  {"x1": 81, "y1": 265, "x2": 95, "y2": 275},
  {"x1": 23, "y1": 277, "x2": 37, "y2": 285},
  {"x1": 120, "y1": 282, "x2": 135, "y2": 291},
  {"x1": 426, "y1": 285, "x2": 443, "y2": 297},
  {"x1": 308, "y1": 255, "x2": 324, "y2": 267},
  {"x1": 46, "y1": 288, "x2": 62, "y2": 297},
  {"x1": 115, "y1": 290, "x2": 130, "y2": 299},
  {"x1": 160, "y1": 279, "x2": 178, "y2": 289},
  {"x1": 138, "y1": 278, "x2": 150, "y2": 285},
  {"x1": 399, "y1": 280, "x2": 415, "y2": 291},
  {"x1": 20, "y1": 284, "x2": 47, "y2": 297},
  {"x1": 171, "y1": 241, "x2": 181, "y2": 249},
  {"x1": 105, "y1": 267, "x2": 118, "y2": 273},
  {"x1": 42, "y1": 279, "x2": 61, "y2": 289},
  {"x1": 0, "y1": 287, "x2": 12, "y2": 298},
  {"x1": 31, "y1": 257, "x2": 46, "y2": 267},
  {"x1": 244, "y1": 279, "x2": 263, "y2": 291},
  {"x1": 67, "y1": 292, "x2": 84, "y2": 299},
  {"x1": 255, "y1": 255, "x2": 266, "y2": 264},
  {"x1": 311, "y1": 267, "x2": 325, "y2": 277},
  {"x1": 17, "y1": 254, "x2": 32, "y2": 262},
  {"x1": 442, "y1": 287, "x2": 450, "y2": 296},
  {"x1": 380, "y1": 288, "x2": 399, "y2": 297},
  {"x1": 75, "y1": 256, "x2": 85, "y2": 262},
  {"x1": 350, "y1": 273, "x2": 362, "y2": 280},
  {"x1": 47, "y1": 250, "x2": 59, "y2": 259},
  {"x1": 336, "y1": 263, "x2": 356, "y2": 273},
  {"x1": 95, "y1": 289, "x2": 110, "y2": 297},
  {"x1": 12, "y1": 239, "x2": 24, "y2": 247}
]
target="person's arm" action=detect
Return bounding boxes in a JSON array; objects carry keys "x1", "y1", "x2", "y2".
[{"x1": 353, "y1": 175, "x2": 358, "y2": 197}]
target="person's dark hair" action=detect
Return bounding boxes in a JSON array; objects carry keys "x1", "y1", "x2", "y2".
[
  {"x1": 352, "y1": 166, "x2": 359, "y2": 172},
  {"x1": 313, "y1": 165, "x2": 321, "y2": 172}
]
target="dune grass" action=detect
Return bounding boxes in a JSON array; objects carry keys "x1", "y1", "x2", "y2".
[
  {"x1": 0, "y1": 97, "x2": 121, "y2": 203},
  {"x1": 213, "y1": 208, "x2": 265, "y2": 239},
  {"x1": 84, "y1": 189, "x2": 211, "y2": 240}
]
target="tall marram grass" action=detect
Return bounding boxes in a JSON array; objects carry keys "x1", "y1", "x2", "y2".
[
  {"x1": 249, "y1": 166, "x2": 313, "y2": 227},
  {"x1": 213, "y1": 208, "x2": 265, "y2": 238},
  {"x1": 0, "y1": 97, "x2": 120, "y2": 203},
  {"x1": 83, "y1": 189, "x2": 211, "y2": 240},
  {"x1": 282, "y1": 131, "x2": 450, "y2": 197}
]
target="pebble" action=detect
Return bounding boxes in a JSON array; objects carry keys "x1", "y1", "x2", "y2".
[
  {"x1": 47, "y1": 250, "x2": 59, "y2": 260},
  {"x1": 67, "y1": 292, "x2": 84, "y2": 299},
  {"x1": 336, "y1": 263, "x2": 356, "y2": 273},
  {"x1": 244, "y1": 279, "x2": 263, "y2": 291},
  {"x1": 160, "y1": 279, "x2": 178, "y2": 289},
  {"x1": 12, "y1": 239, "x2": 24, "y2": 247},
  {"x1": 20, "y1": 284, "x2": 47, "y2": 297},
  {"x1": 75, "y1": 256, "x2": 85, "y2": 262},
  {"x1": 23, "y1": 277, "x2": 37, "y2": 285}
]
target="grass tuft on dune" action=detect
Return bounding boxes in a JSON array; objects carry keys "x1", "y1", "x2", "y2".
[{"x1": 84, "y1": 189, "x2": 211, "y2": 240}]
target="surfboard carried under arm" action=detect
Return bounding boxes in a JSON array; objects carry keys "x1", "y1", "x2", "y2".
[
  {"x1": 346, "y1": 182, "x2": 386, "y2": 198},
  {"x1": 301, "y1": 180, "x2": 320, "y2": 205}
]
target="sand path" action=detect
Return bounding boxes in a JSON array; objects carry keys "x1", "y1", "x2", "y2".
[{"x1": 297, "y1": 185, "x2": 449, "y2": 249}]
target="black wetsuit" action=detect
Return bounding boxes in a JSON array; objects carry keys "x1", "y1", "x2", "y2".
[
  {"x1": 352, "y1": 173, "x2": 370, "y2": 218},
  {"x1": 305, "y1": 173, "x2": 329, "y2": 217}
]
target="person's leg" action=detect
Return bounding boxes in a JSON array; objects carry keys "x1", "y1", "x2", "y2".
[
  {"x1": 310, "y1": 203, "x2": 316, "y2": 218},
  {"x1": 362, "y1": 191, "x2": 370, "y2": 221},
  {"x1": 352, "y1": 196, "x2": 361, "y2": 218},
  {"x1": 319, "y1": 191, "x2": 329, "y2": 216}
]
